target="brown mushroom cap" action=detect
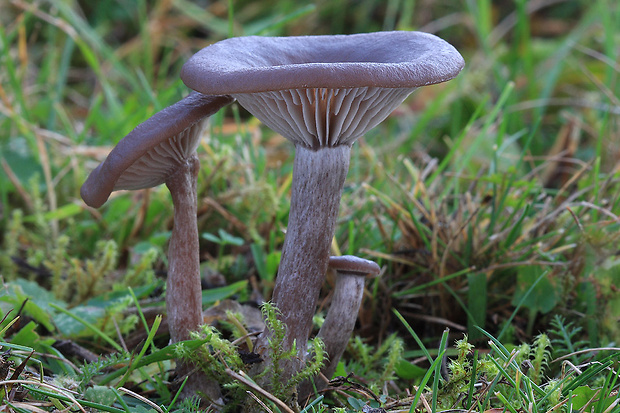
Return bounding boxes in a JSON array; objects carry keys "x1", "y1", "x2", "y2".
[
  {"x1": 181, "y1": 31, "x2": 465, "y2": 94},
  {"x1": 328, "y1": 255, "x2": 381, "y2": 276},
  {"x1": 80, "y1": 93, "x2": 233, "y2": 208}
]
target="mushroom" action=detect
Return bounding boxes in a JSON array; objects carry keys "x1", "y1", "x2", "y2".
[
  {"x1": 317, "y1": 256, "x2": 380, "y2": 380},
  {"x1": 81, "y1": 92, "x2": 233, "y2": 402},
  {"x1": 299, "y1": 255, "x2": 380, "y2": 399},
  {"x1": 181, "y1": 31, "x2": 464, "y2": 382}
]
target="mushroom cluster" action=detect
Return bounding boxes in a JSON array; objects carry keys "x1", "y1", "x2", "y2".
[
  {"x1": 181, "y1": 31, "x2": 464, "y2": 388},
  {"x1": 81, "y1": 30, "x2": 464, "y2": 407}
]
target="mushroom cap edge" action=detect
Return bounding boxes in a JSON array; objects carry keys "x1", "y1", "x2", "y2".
[
  {"x1": 181, "y1": 31, "x2": 465, "y2": 95},
  {"x1": 328, "y1": 255, "x2": 381, "y2": 276}
]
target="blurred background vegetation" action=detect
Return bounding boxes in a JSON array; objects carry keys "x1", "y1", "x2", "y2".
[{"x1": 0, "y1": 0, "x2": 619, "y2": 408}]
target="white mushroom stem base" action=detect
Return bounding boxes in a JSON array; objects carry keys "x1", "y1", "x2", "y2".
[{"x1": 259, "y1": 145, "x2": 351, "y2": 379}]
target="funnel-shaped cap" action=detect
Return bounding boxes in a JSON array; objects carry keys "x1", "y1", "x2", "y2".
[
  {"x1": 181, "y1": 32, "x2": 464, "y2": 149},
  {"x1": 81, "y1": 93, "x2": 233, "y2": 208}
]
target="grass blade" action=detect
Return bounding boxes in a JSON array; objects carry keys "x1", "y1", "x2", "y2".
[
  {"x1": 49, "y1": 303, "x2": 124, "y2": 353},
  {"x1": 393, "y1": 308, "x2": 432, "y2": 364}
]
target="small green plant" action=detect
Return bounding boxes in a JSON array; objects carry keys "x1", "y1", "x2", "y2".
[
  {"x1": 172, "y1": 396, "x2": 203, "y2": 412},
  {"x1": 78, "y1": 352, "x2": 132, "y2": 391},
  {"x1": 250, "y1": 240, "x2": 282, "y2": 289},
  {"x1": 177, "y1": 325, "x2": 245, "y2": 381},
  {"x1": 346, "y1": 333, "x2": 405, "y2": 395},
  {"x1": 176, "y1": 302, "x2": 325, "y2": 410},
  {"x1": 255, "y1": 302, "x2": 326, "y2": 406},
  {"x1": 549, "y1": 314, "x2": 590, "y2": 364},
  {"x1": 45, "y1": 237, "x2": 119, "y2": 304},
  {"x1": 437, "y1": 336, "x2": 476, "y2": 408},
  {"x1": 470, "y1": 329, "x2": 620, "y2": 413},
  {"x1": 529, "y1": 333, "x2": 552, "y2": 385},
  {"x1": 202, "y1": 229, "x2": 245, "y2": 272}
]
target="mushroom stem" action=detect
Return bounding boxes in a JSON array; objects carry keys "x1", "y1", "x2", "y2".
[
  {"x1": 165, "y1": 155, "x2": 203, "y2": 344},
  {"x1": 299, "y1": 255, "x2": 379, "y2": 401},
  {"x1": 260, "y1": 145, "x2": 351, "y2": 377},
  {"x1": 165, "y1": 155, "x2": 223, "y2": 404},
  {"x1": 317, "y1": 271, "x2": 365, "y2": 379}
]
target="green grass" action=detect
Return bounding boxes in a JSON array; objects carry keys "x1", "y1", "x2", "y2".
[{"x1": 1, "y1": 0, "x2": 619, "y2": 411}]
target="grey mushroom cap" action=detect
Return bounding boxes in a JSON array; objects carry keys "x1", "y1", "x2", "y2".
[
  {"x1": 328, "y1": 255, "x2": 381, "y2": 276},
  {"x1": 181, "y1": 31, "x2": 465, "y2": 94},
  {"x1": 180, "y1": 32, "x2": 464, "y2": 150},
  {"x1": 80, "y1": 93, "x2": 234, "y2": 208}
]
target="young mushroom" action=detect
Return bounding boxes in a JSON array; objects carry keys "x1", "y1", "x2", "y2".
[
  {"x1": 300, "y1": 255, "x2": 380, "y2": 400},
  {"x1": 81, "y1": 92, "x2": 233, "y2": 402},
  {"x1": 319, "y1": 256, "x2": 381, "y2": 378},
  {"x1": 181, "y1": 31, "x2": 464, "y2": 384}
]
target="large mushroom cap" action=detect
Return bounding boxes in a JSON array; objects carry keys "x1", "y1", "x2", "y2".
[
  {"x1": 180, "y1": 32, "x2": 464, "y2": 149},
  {"x1": 81, "y1": 93, "x2": 233, "y2": 208},
  {"x1": 181, "y1": 31, "x2": 465, "y2": 94}
]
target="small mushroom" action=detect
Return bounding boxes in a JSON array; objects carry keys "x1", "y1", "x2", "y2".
[
  {"x1": 81, "y1": 92, "x2": 233, "y2": 403},
  {"x1": 299, "y1": 255, "x2": 380, "y2": 401},
  {"x1": 181, "y1": 31, "x2": 464, "y2": 383},
  {"x1": 317, "y1": 255, "x2": 381, "y2": 381}
]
